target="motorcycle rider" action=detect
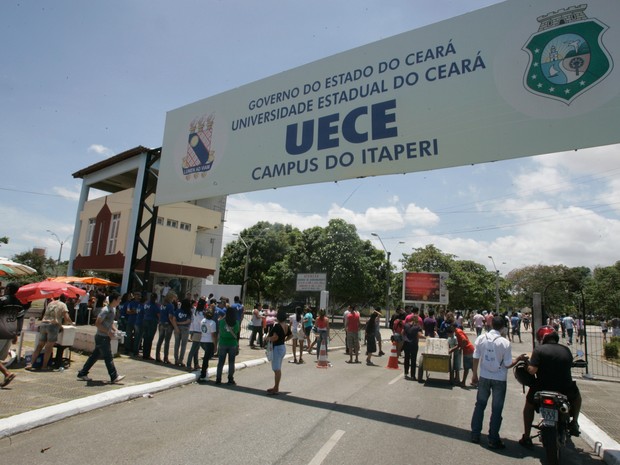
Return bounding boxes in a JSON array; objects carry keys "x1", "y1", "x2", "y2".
[{"x1": 519, "y1": 325, "x2": 582, "y2": 447}]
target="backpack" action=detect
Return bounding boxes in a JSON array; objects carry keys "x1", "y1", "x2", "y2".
[{"x1": 480, "y1": 334, "x2": 503, "y2": 373}]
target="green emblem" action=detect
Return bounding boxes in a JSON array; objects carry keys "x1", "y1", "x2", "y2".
[{"x1": 523, "y1": 4, "x2": 613, "y2": 104}]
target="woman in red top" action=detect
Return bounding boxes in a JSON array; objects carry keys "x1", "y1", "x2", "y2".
[
  {"x1": 454, "y1": 326, "x2": 475, "y2": 387},
  {"x1": 314, "y1": 309, "x2": 329, "y2": 360}
]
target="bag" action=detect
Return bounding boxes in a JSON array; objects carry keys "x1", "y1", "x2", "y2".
[
  {"x1": 480, "y1": 334, "x2": 502, "y2": 373},
  {"x1": 190, "y1": 331, "x2": 201, "y2": 342},
  {"x1": 266, "y1": 340, "x2": 273, "y2": 361}
]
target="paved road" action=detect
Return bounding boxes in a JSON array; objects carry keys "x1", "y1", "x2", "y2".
[{"x1": 0, "y1": 347, "x2": 603, "y2": 465}]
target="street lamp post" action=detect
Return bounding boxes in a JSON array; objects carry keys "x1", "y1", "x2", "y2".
[
  {"x1": 488, "y1": 255, "x2": 500, "y2": 313},
  {"x1": 47, "y1": 230, "x2": 71, "y2": 276},
  {"x1": 234, "y1": 228, "x2": 269, "y2": 304},
  {"x1": 372, "y1": 233, "x2": 391, "y2": 327}
]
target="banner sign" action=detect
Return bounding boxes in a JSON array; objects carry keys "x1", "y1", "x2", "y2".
[
  {"x1": 296, "y1": 273, "x2": 327, "y2": 292},
  {"x1": 156, "y1": 0, "x2": 620, "y2": 205},
  {"x1": 403, "y1": 271, "x2": 449, "y2": 305}
]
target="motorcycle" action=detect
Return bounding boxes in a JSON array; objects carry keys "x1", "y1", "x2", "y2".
[{"x1": 513, "y1": 350, "x2": 586, "y2": 465}]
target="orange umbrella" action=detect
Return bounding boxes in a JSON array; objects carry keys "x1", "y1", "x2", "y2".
[
  {"x1": 48, "y1": 276, "x2": 84, "y2": 283},
  {"x1": 15, "y1": 280, "x2": 87, "y2": 303},
  {"x1": 75, "y1": 277, "x2": 119, "y2": 286}
]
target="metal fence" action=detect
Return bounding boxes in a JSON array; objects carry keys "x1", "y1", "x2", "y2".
[{"x1": 568, "y1": 325, "x2": 620, "y2": 381}]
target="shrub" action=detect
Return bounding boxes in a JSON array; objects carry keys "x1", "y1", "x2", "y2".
[{"x1": 604, "y1": 342, "x2": 619, "y2": 359}]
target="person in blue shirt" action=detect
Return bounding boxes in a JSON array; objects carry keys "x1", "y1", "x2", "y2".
[
  {"x1": 141, "y1": 293, "x2": 160, "y2": 360},
  {"x1": 156, "y1": 291, "x2": 177, "y2": 364},
  {"x1": 172, "y1": 298, "x2": 192, "y2": 367},
  {"x1": 125, "y1": 293, "x2": 140, "y2": 356},
  {"x1": 133, "y1": 294, "x2": 146, "y2": 357}
]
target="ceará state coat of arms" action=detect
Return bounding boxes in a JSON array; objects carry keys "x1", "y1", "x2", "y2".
[{"x1": 523, "y1": 4, "x2": 613, "y2": 104}]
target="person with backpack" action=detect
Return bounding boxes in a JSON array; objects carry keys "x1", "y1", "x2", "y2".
[{"x1": 470, "y1": 316, "x2": 525, "y2": 449}]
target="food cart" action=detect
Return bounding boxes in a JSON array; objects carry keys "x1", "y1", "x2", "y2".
[{"x1": 417, "y1": 337, "x2": 453, "y2": 383}]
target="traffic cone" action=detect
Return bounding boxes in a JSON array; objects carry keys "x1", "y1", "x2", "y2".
[
  {"x1": 386, "y1": 341, "x2": 399, "y2": 369},
  {"x1": 317, "y1": 338, "x2": 329, "y2": 368}
]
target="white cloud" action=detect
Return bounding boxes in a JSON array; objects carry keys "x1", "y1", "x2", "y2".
[
  {"x1": 52, "y1": 186, "x2": 80, "y2": 201},
  {"x1": 88, "y1": 144, "x2": 114, "y2": 157}
]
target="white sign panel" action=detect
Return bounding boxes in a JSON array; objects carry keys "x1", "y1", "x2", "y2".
[
  {"x1": 156, "y1": 0, "x2": 620, "y2": 205},
  {"x1": 296, "y1": 273, "x2": 327, "y2": 292}
]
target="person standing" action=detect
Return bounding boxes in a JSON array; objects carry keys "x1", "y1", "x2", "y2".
[
  {"x1": 266, "y1": 309, "x2": 292, "y2": 395},
  {"x1": 303, "y1": 306, "x2": 314, "y2": 353},
  {"x1": 76, "y1": 292, "x2": 125, "y2": 384},
  {"x1": 563, "y1": 314, "x2": 575, "y2": 345},
  {"x1": 156, "y1": 291, "x2": 176, "y2": 364},
  {"x1": 365, "y1": 311, "x2": 379, "y2": 366},
  {"x1": 0, "y1": 282, "x2": 25, "y2": 388},
  {"x1": 198, "y1": 306, "x2": 217, "y2": 382},
  {"x1": 215, "y1": 306, "x2": 239, "y2": 385},
  {"x1": 231, "y1": 296, "x2": 244, "y2": 343},
  {"x1": 289, "y1": 307, "x2": 305, "y2": 364},
  {"x1": 402, "y1": 313, "x2": 424, "y2": 380},
  {"x1": 374, "y1": 308, "x2": 384, "y2": 356},
  {"x1": 27, "y1": 294, "x2": 73, "y2": 371},
  {"x1": 314, "y1": 308, "x2": 329, "y2": 361},
  {"x1": 141, "y1": 293, "x2": 159, "y2": 360},
  {"x1": 345, "y1": 306, "x2": 361, "y2": 364},
  {"x1": 510, "y1": 312, "x2": 522, "y2": 343},
  {"x1": 473, "y1": 310, "x2": 485, "y2": 336},
  {"x1": 172, "y1": 298, "x2": 192, "y2": 367},
  {"x1": 423, "y1": 309, "x2": 437, "y2": 337},
  {"x1": 186, "y1": 298, "x2": 206, "y2": 370},
  {"x1": 470, "y1": 316, "x2": 522, "y2": 449},
  {"x1": 249, "y1": 303, "x2": 264, "y2": 349}
]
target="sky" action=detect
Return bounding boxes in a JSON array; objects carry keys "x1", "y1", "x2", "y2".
[{"x1": 1, "y1": 0, "x2": 619, "y2": 277}]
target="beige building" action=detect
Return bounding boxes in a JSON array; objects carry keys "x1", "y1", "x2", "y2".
[{"x1": 68, "y1": 146, "x2": 225, "y2": 294}]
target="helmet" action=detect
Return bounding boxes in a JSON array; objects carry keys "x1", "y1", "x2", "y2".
[
  {"x1": 536, "y1": 325, "x2": 557, "y2": 344},
  {"x1": 513, "y1": 360, "x2": 536, "y2": 387}
]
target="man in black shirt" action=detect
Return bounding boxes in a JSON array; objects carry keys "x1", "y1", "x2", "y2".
[{"x1": 519, "y1": 326, "x2": 581, "y2": 446}]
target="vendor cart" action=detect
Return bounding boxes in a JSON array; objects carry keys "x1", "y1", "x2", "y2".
[{"x1": 417, "y1": 338, "x2": 453, "y2": 383}]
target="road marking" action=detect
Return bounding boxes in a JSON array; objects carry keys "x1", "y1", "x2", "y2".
[
  {"x1": 307, "y1": 429, "x2": 345, "y2": 465},
  {"x1": 389, "y1": 373, "x2": 404, "y2": 385}
]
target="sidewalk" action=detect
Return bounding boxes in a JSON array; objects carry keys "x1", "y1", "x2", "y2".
[{"x1": 1, "y1": 326, "x2": 619, "y2": 464}]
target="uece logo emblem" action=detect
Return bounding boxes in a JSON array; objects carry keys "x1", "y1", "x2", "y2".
[
  {"x1": 523, "y1": 4, "x2": 612, "y2": 105},
  {"x1": 182, "y1": 114, "x2": 215, "y2": 180}
]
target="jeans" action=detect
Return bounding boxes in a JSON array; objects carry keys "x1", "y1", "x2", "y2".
[
  {"x1": 78, "y1": 334, "x2": 118, "y2": 382},
  {"x1": 249, "y1": 325, "x2": 263, "y2": 347},
  {"x1": 402, "y1": 341, "x2": 419, "y2": 377},
  {"x1": 470, "y1": 377, "x2": 507, "y2": 443},
  {"x1": 124, "y1": 322, "x2": 136, "y2": 355},
  {"x1": 200, "y1": 342, "x2": 215, "y2": 378},
  {"x1": 156, "y1": 323, "x2": 173, "y2": 361},
  {"x1": 141, "y1": 320, "x2": 158, "y2": 359},
  {"x1": 216, "y1": 344, "x2": 237, "y2": 382},
  {"x1": 316, "y1": 330, "x2": 328, "y2": 359},
  {"x1": 174, "y1": 325, "x2": 190, "y2": 364},
  {"x1": 133, "y1": 324, "x2": 143, "y2": 355},
  {"x1": 187, "y1": 339, "x2": 201, "y2": 368}
]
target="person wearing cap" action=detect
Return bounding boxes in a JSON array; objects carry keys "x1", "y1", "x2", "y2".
[{"x1": 518, "y1": 325, "x2": 582, "y2": 447}]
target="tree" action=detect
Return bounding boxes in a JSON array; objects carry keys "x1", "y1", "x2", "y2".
[
  {"x1": 585, "y1": 262, "x2": 620, "y2": 317},
  {"x1": 11, "y1": 250, "x2": 56, "y2": 280}
]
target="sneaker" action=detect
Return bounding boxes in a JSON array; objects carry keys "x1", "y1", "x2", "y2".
[
  {"x1": 112, "y1": 375, "x2": 126, "y2": 384},
  {"x1": 488, "y1": 440, "x2": 506, "y2": 449},
  {"x1": 77, "y1": 375, "x2": 92, "y2": 381},
  {"x1": 518, "y1": 435, "x2": 533, "y2": 447},
  {"x1": 471, "y1": 435, "x2": 480, "y2": 444},
  {"x1": 227, "y1": 380, "x2": 236, "y2": 386},
  {"x1": 198, "y1": 376, "x2": 207, "y2": 382}
]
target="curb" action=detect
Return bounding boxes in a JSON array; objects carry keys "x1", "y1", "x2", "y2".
[
  {"x1": 0, "y1": 355, "x2": 273, "y2": 439},
  {"x1": 579, "y1": 413, "x2": 620, "y2": 465}
]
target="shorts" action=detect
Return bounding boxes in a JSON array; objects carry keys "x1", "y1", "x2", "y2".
[
  {"x1": 293, "y1": 330, "x2": 305, "y2": 341},
  {"x1": 0, "y1": 339, "x2": 12, "y2": 360},
  {"x1": 463, "y1": 354, "x2": 473, "y2": 370},
  {"x1": 391, "y1": 334, "x2": 403, "y2": 343},
  {"x1": 526, "y1": 381, "x2": 580, "y2": 405},
  {"x1": 39, "y1": 322, "x2": 61, "y2": 343},
  {"x1": 271, "y1": 344, "x2": 286, "y2": 371},
  {"x1": 304, "y1": 326, "x2": 312, "y2": 337},
  {"x1": 346, "y1": 332, "x2": 360, "y2": 351}
]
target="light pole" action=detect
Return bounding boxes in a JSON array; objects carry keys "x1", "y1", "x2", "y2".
[
  {"x1": 234, "y1": 228, "x2": 268, "y2": 304},
  {"x1": 47, "y1": 230, "x2": 71, "y2": 276},
  {"x1": 372, "y1": 232, "x2": 391, "y2": 326},
  {"x1": 488, "y1": 255, "x2": 500, "y2": 313}
]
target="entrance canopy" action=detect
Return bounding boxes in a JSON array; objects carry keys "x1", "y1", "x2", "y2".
[{"x1": 156, "y1": 0, "x2": 620, "y2": 206}]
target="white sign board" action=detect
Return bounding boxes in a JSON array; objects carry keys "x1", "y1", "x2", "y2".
[
  {"x1": 157, "y1": 0, "x2": 620, "y2": 205},
  {"x1": 296, "y1": 273, "x2": 327, "y2": 292}
]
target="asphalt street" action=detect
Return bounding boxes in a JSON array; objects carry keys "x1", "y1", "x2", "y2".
[{"x1": 0, "y1": 347, "x2": 604, "y2": 465}]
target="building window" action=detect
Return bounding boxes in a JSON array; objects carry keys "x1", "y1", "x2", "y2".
[
  {"x1": 180, "y1": 222, "x2": 191, "y2": 232},
  {"x1": 106, "y1": 213, "x2": 121, "y2": 254},
  {"x1": 157, "y1": 216, "x2": 164, "y2": 226},
  {"x1": 83, "y1": 218, "x2": 95, "y2": 256},
  {"x1": 166, "y1": 219, "x2": 178, "y2": 228}
]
